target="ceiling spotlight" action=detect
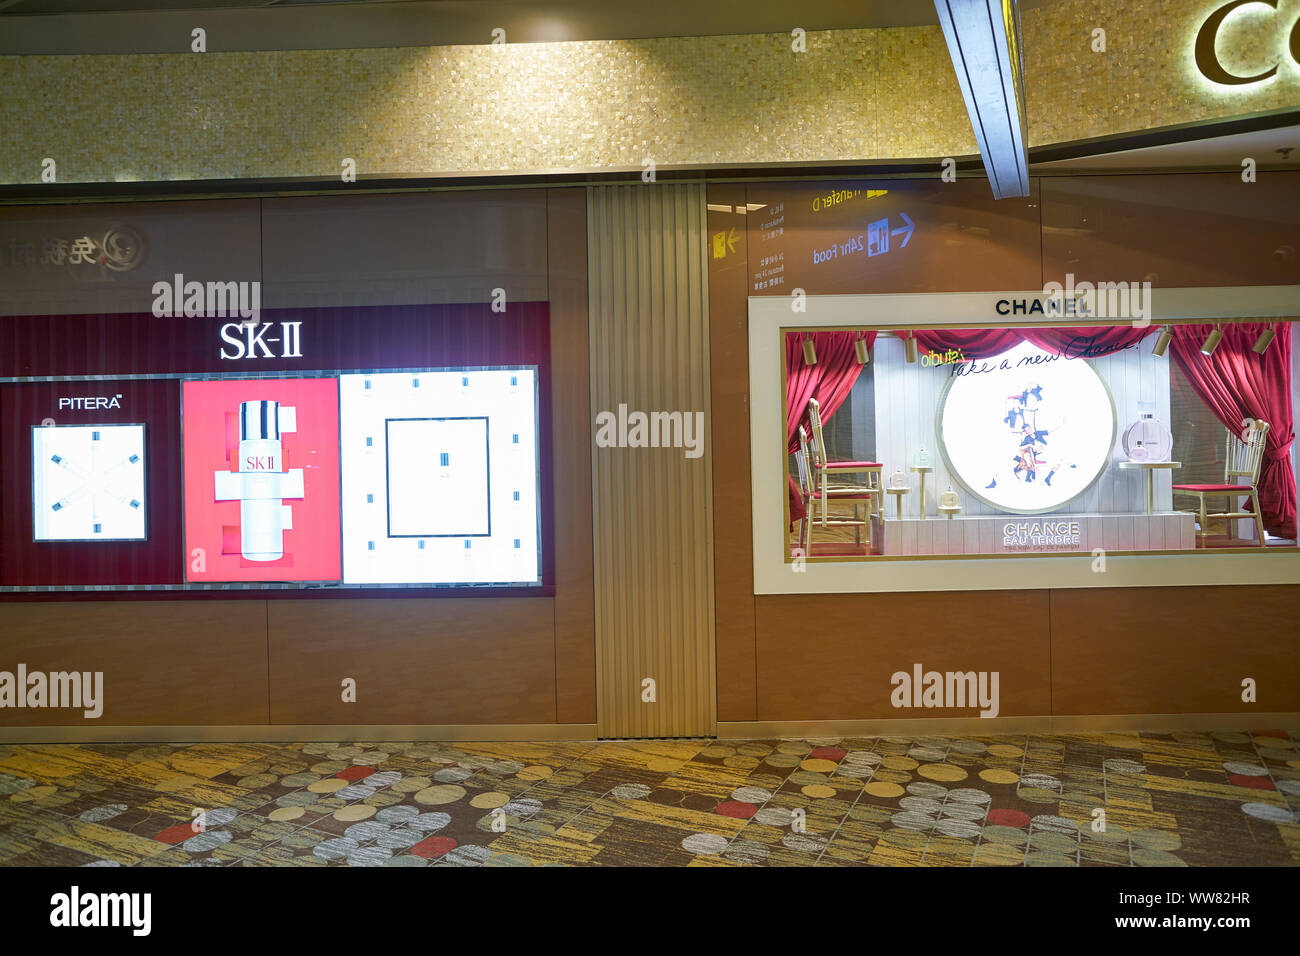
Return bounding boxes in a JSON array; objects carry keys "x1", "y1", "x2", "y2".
[
  {"x1": 1152, "y1": 326, "x2": 1173, "y2": 357},
  {"x1": 1200, "y1": 327, "x2": 1223, "y2": 356},
  {"x1": 904, "y1": 334, "x2": 919, "y2": 364},
  {"x1": 855, "y1": 335, "x2": 870, "y2": 365},
  {"x1": 802, "y1": 336, "x2": 817, "y2": 366},
  {"x1": 1252, "y1": 327, "x2": 1276, "y2": 354}
]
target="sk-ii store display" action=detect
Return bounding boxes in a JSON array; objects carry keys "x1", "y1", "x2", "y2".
[
  {"x1": 182, "y1": 378, "x2": 342, "y2": 583},
  {"x1": 0, "y1": 301, "x2": 553, "y2": 594},
  {"x1": 213, "y1": 401, "x2": 304, "y2": 562}
]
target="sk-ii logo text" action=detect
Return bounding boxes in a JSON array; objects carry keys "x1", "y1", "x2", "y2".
[
  {"x1": 219, "y1": 321, "x2": 303, "y2": 360},
  {"x1": 244, "y1": 455, "x2": 280, "y2": 471}
]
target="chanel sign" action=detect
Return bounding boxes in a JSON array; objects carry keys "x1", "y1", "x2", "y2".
[{"x1": 1195, "y1": 0, "x2": 1300, "y2": 85}]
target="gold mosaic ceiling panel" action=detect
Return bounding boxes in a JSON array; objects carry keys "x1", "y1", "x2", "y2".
[{"x1": 0, "y1": 0, "x2": 1295, "y2": 185}]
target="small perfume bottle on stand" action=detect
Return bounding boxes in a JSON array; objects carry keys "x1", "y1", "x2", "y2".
[{"x1": 910, "y1": 448, "x2": 933, "y2": 518}]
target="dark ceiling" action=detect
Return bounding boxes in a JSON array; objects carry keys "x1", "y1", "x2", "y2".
[{"x1": 0, "y1": 0, "x2": 1063, "y2": 25}]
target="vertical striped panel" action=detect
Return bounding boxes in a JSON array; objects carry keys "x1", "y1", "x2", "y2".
[{"x1": 587, "y1": 184, "x2": 716, "y2": 739}]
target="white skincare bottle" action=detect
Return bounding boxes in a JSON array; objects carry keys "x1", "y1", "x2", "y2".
[{"x1": 237, "y1": 400, "x2": 287, "y2": 561}]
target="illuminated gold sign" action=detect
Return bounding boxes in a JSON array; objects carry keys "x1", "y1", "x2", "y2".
[{"x1": 1195, "y1": 0, "x2": 1300, "y2": 85}]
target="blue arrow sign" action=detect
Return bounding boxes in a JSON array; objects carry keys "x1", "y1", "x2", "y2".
[{"x1": 891, "y1": 211, "x2": 915, "y2": 248}]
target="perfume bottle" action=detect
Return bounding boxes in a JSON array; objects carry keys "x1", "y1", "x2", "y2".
[{"x1": 1122, "y1": 412, "x2": 1172, "y2": 462}]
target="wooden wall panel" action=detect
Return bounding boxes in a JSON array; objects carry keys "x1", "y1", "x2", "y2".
[
  {"x1": 716, "y1": 173, "x2": 1300, "y2": 730},
  {"x1": 707, "y1": 184, "x2": 757, "y2": 721},
  {"x1": 548, "y1": 187, "x2": 597, "y2": 724},
  {"x1": 754, "y1": 591, "x2": 1052, "y2": 720},
  {"x1": 0, "y1": 199, "x2": 261, "y2": 317},
  {"x1": 588, "y1": 184, "x2": 717, "y2": 738},
  {"x1": 0, "y1": 601, "x2": 268, "y2": 726},
  {"x1": 1041, "y1": 172, "x2": 1300, "y2": 289},
  {"x1": 743, "y1": 178, "x2": 1043, "y2": 295},
  {"x1": 1051, "y1": 585, "x2": 1300, "y2": 715},
  {"x1": 261, "y1": 190, "x2": 549, "y2": 307},
  {"x1": 267, "y1": 599, "x2": 556, "y2": 725}
]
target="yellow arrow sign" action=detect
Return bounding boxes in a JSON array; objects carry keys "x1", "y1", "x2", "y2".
[{"x1": 711, "y1": 227, "x2": 738, "y2": 259}]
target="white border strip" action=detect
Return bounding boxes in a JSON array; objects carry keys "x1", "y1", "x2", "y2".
[{"x1": 749, "y1": 287, "x2": 1300, "y2": 594}]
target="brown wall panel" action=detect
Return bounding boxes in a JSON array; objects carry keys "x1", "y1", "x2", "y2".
[
  {"x1": 1041, "y1": 172, "x2": 1300, "y2": 289},
  {"x1": 0, "y1": 601, "x2": 269, "y2": 726},
  {"x1": 548, "y1": 187, "x2": 597, "y2": 724},
  {"x1": 708, "y1": 184, "x2": 758, "y2": 721},
  {"x1": 261, "y1": 190, "x2": 549, "y2": 308},
  {"x1": 0, "y1": 199, "x2": 261, "y2": 317},
  {"x1": 267, "y1": 598, "x2": 556, "y2": 725},
  {"x1": 1051, "y1": 585, "x2": 1300, "y2": 716},
  {"x1": 754, "y1": 591, "x2": 1052, "y2": 720},
  {"x1": 715, "y1": 173, "x2": 1300, "y2": 729},
  {"x1": 744, "y1": 178, "x2": 1043, "y2": 295}
]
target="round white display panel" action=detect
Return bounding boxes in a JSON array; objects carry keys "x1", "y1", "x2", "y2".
[{"x1": 937, "y1": 341, "x2": 1116, "y2": 514}]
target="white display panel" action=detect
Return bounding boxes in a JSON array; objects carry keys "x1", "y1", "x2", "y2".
[
  {"x1": 32, "y1": 424, "x2": 146, "y2": 541},
  {"x1": 386, "y1": 417, "x2": 490, "y2": 537},
  {"x1": 937, "y1": 342, "x2": 1116, "y2": 514},
  {"x1": 339, "y1": 369, "x2": 540, "y2": 585}
]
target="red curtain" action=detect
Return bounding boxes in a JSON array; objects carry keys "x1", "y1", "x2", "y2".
[
  {"x1": 1019, "y1": 325, "x2": 1155, "y2": 357},
  {"x1": 912, "y1": 328, "x2": 1023, "y2": 360},
  {"x1": 910, "y1": 326, "x2": 1153, "y2": 359},
  {"x1": 786, "y1": 331, "x2": 876, "y2": 523},
  {"x1": 1169, "y1": 323, "x2": 1296, "y2": 539}
]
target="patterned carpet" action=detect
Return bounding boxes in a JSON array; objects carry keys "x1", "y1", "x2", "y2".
[{"x1": 1, "y1": 731, "x2": 1297, "y2": 867}]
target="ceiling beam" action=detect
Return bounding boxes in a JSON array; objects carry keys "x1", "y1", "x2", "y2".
[{"x1": 934, "y1": 0, "x2": 1031, "y2": 199}]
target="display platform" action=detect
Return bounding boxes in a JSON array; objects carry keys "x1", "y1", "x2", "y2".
[{"x1": 877, "y1": 512, "x2": 1197, "y2": 556}]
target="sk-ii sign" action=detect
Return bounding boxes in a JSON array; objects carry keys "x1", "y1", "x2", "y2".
[
  {"x1": 150, "y1": 272, "x2": 302, "y2": 359},
  {"x1": 219, "y1": 320, "x2": 303, "y2": 360}
]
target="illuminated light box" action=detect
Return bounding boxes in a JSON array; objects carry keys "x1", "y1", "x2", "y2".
[
  {"x1": 32, "y1": 424, "x2": 146, "y2": 541},
  {"x1": 181, "y1": 378, "x2": 342, "y2": 583},
  {"x1": 32, "y1": 424, "x2": 147, "y2": 542},
  {"x1": 339, "y1": 369, "x2": 540, "y2": 586},
  {"x1": 937, "y1": 342, "x2": 1116, "y2": 514}
]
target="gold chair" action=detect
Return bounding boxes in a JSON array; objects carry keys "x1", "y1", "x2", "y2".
[
  {"x1": 1173, "y1": 418, "x2": 1270, "y2": 544},
  {"x1": 806, "y1": 397, "x2": 882, "y2": 529},
  {"x1": 793, "y1": 425, "x2": 870, "y2": 553}
]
